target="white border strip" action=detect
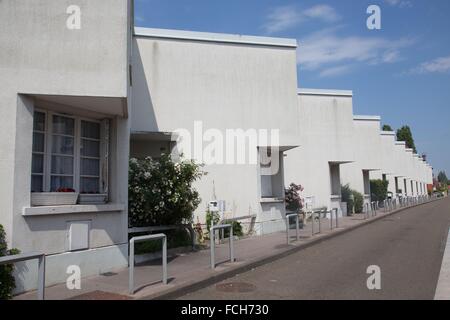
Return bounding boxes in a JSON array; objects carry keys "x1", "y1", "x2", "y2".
[
  {"x1": 435, "y1": 227, "x2": 450, "y2": 300},
  {"x1": 298, "y1": 88, "x2": 353, "y2": 97}
]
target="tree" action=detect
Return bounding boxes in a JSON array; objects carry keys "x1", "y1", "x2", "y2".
[
  {"x1": 382, "y1": 124, "x2": 393, "y2": 131},
  {"x1": 438, "y1": 171, "x2": 448, "y2": 184},
  {"x1": 396, "y1": 126, "x2": 417, "y2": 153}
]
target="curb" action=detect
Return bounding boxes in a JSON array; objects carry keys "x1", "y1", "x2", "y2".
[{"x1": 141, "y1": 198, "x2": 444, "y2": 300}]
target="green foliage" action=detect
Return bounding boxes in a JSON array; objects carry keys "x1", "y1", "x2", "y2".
[
  {"x1": 382, "y1": 124, "x2": 393, "y2": 131},
  {"x1": 133, "y1": 229, "x2": 192, "y2": 255},
  {"x1": 396, "y1": 125, "x2": 417, "y2": 153},
  {"x1": 128, "y1": 154, "x2": 203, "y2": 227},
  {"x1": 0, "y1": 224, "x2": 19, "y2": 300},
  {"x1": 205, "y1": 209, "x2": 220, "y2": 232},
  {"x1": 341, "y1": 184, "x2": 364, "y2": 214},
  {"x1": 370, "y1": 179, "x2": 389, "y2": 202},
  {"x1": 222, "y1": 220, "x2": 244, "y2": 238},
  {"x1": 438, "y1": 171, "x2": 448, "y2": 184}
]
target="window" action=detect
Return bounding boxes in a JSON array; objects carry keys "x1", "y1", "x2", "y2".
[{"x1": 31, "y1": 110, "x2": 108, "y2": 194}]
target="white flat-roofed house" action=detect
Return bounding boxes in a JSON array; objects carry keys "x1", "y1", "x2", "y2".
[
  {"x1": 284, "y1": 89, "x2": 355, "y2": 217},
  {"x1": 0, "y1": 0, "x2": 132, "y2": 293},
  {"x1": 341, "y1": 115, "x2": 382, "y2": 207},
  {"x1": 130, "y1": 28, "x2": 301, "y2": 235}
]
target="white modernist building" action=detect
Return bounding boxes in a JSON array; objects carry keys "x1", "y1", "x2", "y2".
[
  {"x1": 130, "y1": 28, "x2": 301, "y2": 235},
  {"x1": 341, "y1": 115, "x2": 383, "y2": 206},
  {"x1": 284, "y1": 89, "x2": 355, "y2": 216},
  {"x1": 0, "y1": 0, "x2": 434, "y2": 293}
]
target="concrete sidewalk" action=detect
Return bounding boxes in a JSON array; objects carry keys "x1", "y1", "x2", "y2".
[{"x1": 14, "y1": 201, "x2": 437, "y2": 300}]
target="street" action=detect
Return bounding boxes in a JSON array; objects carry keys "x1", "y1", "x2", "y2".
[{"x1": 179, "y1": 198, "x2": 450, "y2": 300}]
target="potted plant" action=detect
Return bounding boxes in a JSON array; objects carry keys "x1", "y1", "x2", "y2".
[
  {"x1": 285, "y1": 183, "x2": 305, "y2": 228},
  {"x1": 31, "y1": 188, "x2": 79, "y2": 206}
]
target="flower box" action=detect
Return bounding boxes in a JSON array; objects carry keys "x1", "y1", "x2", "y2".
[
  {"x1": 31, "y1": 192, "x2": 79, "y2": 206},
  {"x1": 78, "y1": 194, "x2": 108, "y2": 205}
]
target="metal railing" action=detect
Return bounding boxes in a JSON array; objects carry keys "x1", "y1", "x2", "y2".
[
  {"x1": 128, "y1": 224, "x2": 196, "y2": 250},
  {"x1": 364, "y1": 203, "x2": 371, "y2": 219},
  {"x1": 371, "y1": 202, "x2": 378, "y2": 217},
  {"x1": 129, "y1": 233, "x2": 167, "y2": 295},
  {"x1": 210, "y1": 224, "x2": 235, "y2": 269},
  {"x1": 0, "y1": 252, "x2": 45, "y2": 300},
  {"x1": 311, "y1": 210, "x2": 323, "y2": 236},
  {"x1": 286, "y1": 213, "x2": 301, "y2": 244},
  {"x1": 330, "y1": 208, "x2": 339, "y2": 230}
]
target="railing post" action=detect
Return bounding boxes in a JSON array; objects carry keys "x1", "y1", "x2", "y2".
[
  {"x1": 129, "y1": 238, "x2": 135, "y2": 295},
  {"x1": 210, "y1": 224, "x2": 234, "y2": 269},
  {"x1": 210, "y1": 230, "x2": 215, "y2": 269},
  {"x1": 330, "y1": 209, "x2": 333, "y2": 230},
  {"x1": 37, "y1": 255, "x2": 45, "y2": 300},
  {"x1": 162, "y1": 236, "x2": 167, "y2": 285},
  {"x1": 318, "y1": 210, "x2": 322, "y2": 234},
  {"x1": 230, "y1": 226, "x2": 234, "y2": 263},
  {"x1": 129, "y1": 234, "x2": 167, "y2": 295}
]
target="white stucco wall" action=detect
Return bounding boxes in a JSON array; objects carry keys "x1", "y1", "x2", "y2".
[
  {"x1": 130, "y1": 28, "x2": 300, "y2": 231},
  {"x1": 0, "y1": 0, "x2": 132, "y2": 292},
  {"x1": 378, "y1": 131, "x2": 398, "y2": 194},
  {"x1": 284, "y1": 89, "x2": 355, "y2": 213},
  {"x1": 341, "y1": 116, "x2": 382, "y2": 202}
]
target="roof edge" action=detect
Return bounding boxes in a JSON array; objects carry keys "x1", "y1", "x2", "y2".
[{"x1": 134, "y1": 27, "x2": 298, "y2": 48}]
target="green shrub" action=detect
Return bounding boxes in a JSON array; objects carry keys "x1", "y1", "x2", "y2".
[
  {"x1": 341, "y1": 184, "x2": 364, "y2": 214},
  {"x1": 370, "y1": 179, "x2": 389, "y2": 202},
  {"x1": 133, "y1": 229, "x2": 192, "y2": 255},
  {"x1": 205, "y1": 209, "x2": 220, "y2": 232},
  {"x1": 222, "y1": 220, "x2": 244, "y2": 238},
  {"x1": 128, "y1": 154, "x2": 203, "y2": 227},
  {"x1": 0, "y1": 224, "x2": 19, "y2": 300}
]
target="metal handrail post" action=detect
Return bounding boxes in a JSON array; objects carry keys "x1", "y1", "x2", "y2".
[
  {"x1": 286, "y1": 213, "x2": 300, "y2": 244},
  {"x1": 129, "y1": 233, "x2": 167, "y2": 295},
  {"x1": 210, "y1": 224, "x2": 234, "y2": 269},
  {"x1": 0, "y1": 252, "x2": 46, "y2": 300}
]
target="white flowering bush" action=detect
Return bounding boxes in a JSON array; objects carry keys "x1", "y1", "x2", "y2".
[{"x1": 128, "y1": 154, "x2": 203, "y2": 227}]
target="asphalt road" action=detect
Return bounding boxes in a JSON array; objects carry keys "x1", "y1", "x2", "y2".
[{"x1": 179, "y1": 198, "x2": 450, "y2": 300}]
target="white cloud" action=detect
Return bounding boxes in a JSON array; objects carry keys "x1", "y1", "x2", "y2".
[
  {"x1": 263, "y1": 4, "x2": 340, "y2": 34},
  {"x1": 297, "y1": 29, "x2": 415, "y2": 72},
  {"x1": 409, "y1": 56, "x2": 450, "y2": 74},
  {"x1": 384, "y1": 0, "x2": 413, "y2": 8},
  {"x1": 303, "y1": 4, "x2": 341, "y2": 22},
  {"x1": 319, "y1": 65, "x2": 353, "y2": 78}
]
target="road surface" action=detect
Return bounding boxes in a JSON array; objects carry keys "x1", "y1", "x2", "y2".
[{"x1": 179, "y1": 198, "x2": 450, "y2": 300}]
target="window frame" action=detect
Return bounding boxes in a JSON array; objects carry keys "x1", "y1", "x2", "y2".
[{"x1": 32, "y1": 109, "x2": 105, "y2": 194}]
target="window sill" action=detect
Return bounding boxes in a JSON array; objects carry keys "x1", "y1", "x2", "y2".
[
  {"x1": 260, "y1": 198, "x2": 284, "y2": 204},
  {"x1": 22, "y1": 203, "x2": 125, "y2": 217}
]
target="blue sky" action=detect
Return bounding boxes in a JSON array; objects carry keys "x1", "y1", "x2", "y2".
[{"x1": 134, "y1": 0, "x2": 450, "y2": 176}]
